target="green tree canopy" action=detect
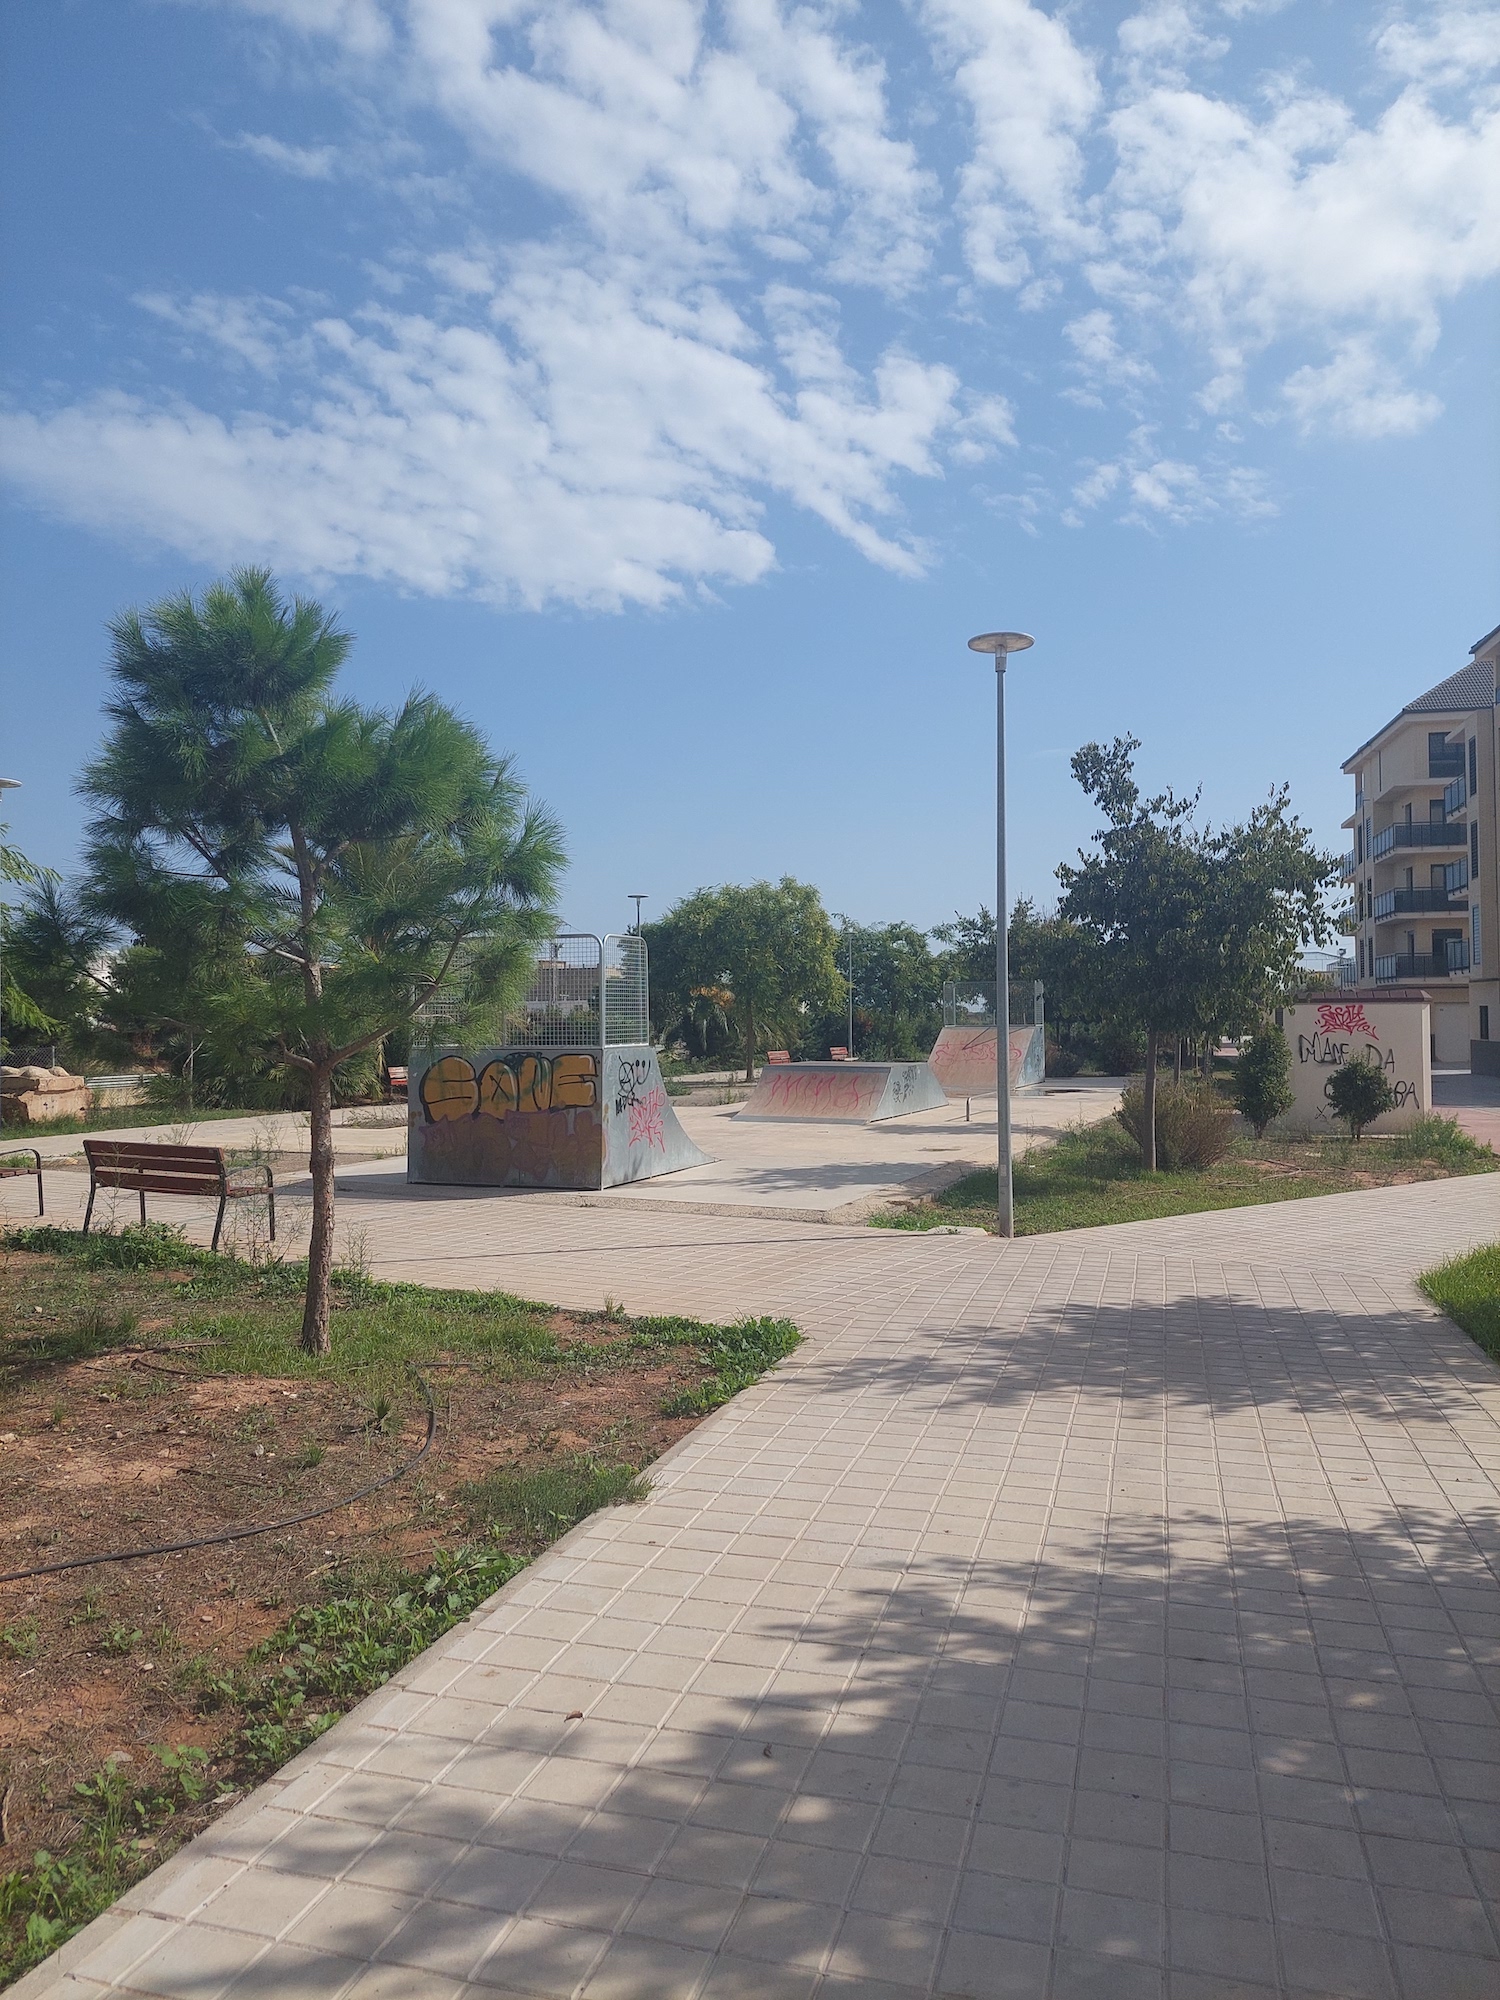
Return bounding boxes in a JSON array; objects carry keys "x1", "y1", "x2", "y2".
[
  {"x1": 0, "y1": 825, "x2": 59, "y2": 1051},
  {"x1": 1057, "y1": 736, "x2": 1334, "y2": 1168},
  {"x1": 647, "y1": 878, "x2": 843, "y2": 1078},
  {"x1": 82, "y1": 568, "x2": 564, "y2": 1352}
]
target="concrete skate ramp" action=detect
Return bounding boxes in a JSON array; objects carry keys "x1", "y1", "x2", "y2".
[
  {"x1": 736, "y1": 1060, "x2": 947, "y2": 1124},
  {"x1": 929, "y1": 1023, "x2": 1045, "y2": 1095},
  {"x1": 408, "y1": 1044, "x2": 708, "y2": 1189}
]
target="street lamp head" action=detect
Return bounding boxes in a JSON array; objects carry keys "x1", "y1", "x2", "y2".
[{"x1": 968, "y1": 631, "x2": 1034, "y2": 661}]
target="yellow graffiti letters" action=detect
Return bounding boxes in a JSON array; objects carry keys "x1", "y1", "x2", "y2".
[{"x1": 420, "y1": 1056, "x2": 479, "y2": 1122}]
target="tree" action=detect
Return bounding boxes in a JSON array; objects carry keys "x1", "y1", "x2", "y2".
[
  {"x1": 819, "y1": 920, "x2": 940, "y2": 1060},
  {"x1": 1057, "y1": 737, "x2": 1334, "y2": 1171},
  {"x1": 646, "y1": 879, "x2": 843, "y2": 1079},
  {"x1": 82, "y1": 569, "x2": 563, "y2": 1354},
  {"x1": 1234, "y1": 1026, "x2": 1294, "y2": 1137},
  {"x1": 0, "y1": 825, "x2": 59, "y2": 1055},
  {"x1": 1327, "y1": 1055, "x2": 1393, "y2": 1140}
]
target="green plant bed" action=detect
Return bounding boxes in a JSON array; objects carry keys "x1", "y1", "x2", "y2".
[
  {"x1": 873, "y1": 1115, "x2": 1496, "y2": 1236},
  {"x1": 1419, "y1": 1244, "x2": 1500, "y2": 1365}
]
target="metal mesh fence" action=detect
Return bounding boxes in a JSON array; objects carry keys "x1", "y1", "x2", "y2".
[
  {"x1": 942, "y1": 980, "x2": 1044, "y2": 1028},
  {"x1": 602, "y1": 933, "x2": 649, "y2": 1045},
  {"x1": 503, "y1": 934, "x2": 602, "y2": 1045},
  {"x1": 414, "y1": 932, "x2": 653, "y2": 1046}
]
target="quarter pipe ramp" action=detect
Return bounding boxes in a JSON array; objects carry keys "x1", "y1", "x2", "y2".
[
  {"x1": 736, "y1": 1060, "x2": 947, "y2": 1123},
  {"x1": 928, "y1": 1023, "x2": 1045, "y2": 1095},
  {"x1": 408, "y1": 1044, "x2": 707, "y2": 1189}
]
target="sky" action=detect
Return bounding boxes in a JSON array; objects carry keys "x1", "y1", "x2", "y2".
[{"x1": 2, "y1": 0, "x2": 1498, "y2": 943}]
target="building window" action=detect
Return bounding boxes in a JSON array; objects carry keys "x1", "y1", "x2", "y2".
[
  {"x1": 1472, "y1": 822, "x2": 1480, "y2": 877},
  {"x1": 1473, "y1": 902, "x2": 1483, "y2": 970},
  {"x1": 1356, "y1": 823, "x2": 1363, "y2": 864},
  {"x1": 1482, "y1": 1006, "x2": 1491, "y2": 1041},
  {"x1": 1470, "y1": 737, "x2": 1478, "y2": 791},
  {"x1": 1430, "y1": 731, "x2": 1465, "y2": 778}
]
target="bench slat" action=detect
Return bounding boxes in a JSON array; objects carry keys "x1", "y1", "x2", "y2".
[
  {"x1": 90, "y1": 1170, "x2": 228, "y2": 1196},
  {"x1": 84, "y1": 1142, "x2": 227, "y2": 1167}
]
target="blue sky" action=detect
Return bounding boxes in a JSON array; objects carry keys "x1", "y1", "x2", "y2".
[{"x1": 3, "y1": 0, "x2": 1498, "y2": 941}]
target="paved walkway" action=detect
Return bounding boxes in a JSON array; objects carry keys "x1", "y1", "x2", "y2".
[{"x1": 8, "y1": 1175, "x2": 1500, "y2": 1999}]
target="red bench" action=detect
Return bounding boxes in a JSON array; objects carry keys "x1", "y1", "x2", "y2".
[
  {"x1": 765, "y1": 1051, "x2": 791, "y2": 1065},
  {"x1": 0, "y1": 1146, "x2": 44, "y2": 1217},
  {"x1": 829, "y1": 1046, "x2": 850, "y2": 1061},
  {"x1": 83, "y1": 1141, "x2": 275, "y2": 1254}
]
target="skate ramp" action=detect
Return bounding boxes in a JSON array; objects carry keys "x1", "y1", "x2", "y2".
[
  {"x1": 736, "y1": 1060, "x2": 947, "y2": 1124},
  {"x1": 929, "y1": 1023, "x2": 1045, "y2": 1095},
  {"x1": 408, "y1": 1044, "x2": 707, "y2": 1189}
]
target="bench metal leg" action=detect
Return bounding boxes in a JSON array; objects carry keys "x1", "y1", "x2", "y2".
[
  {"x1": 35, "y1": 1169, "x2": 43, "y2": 1218},
  {"x1": 212, "y1": 1194, "x2": 226, "y2": 1254},
  {"x1": 83, "y1": 1182, "x2": 96, "y2": 1236},
  {"x1": 267, "y1": 1183, "x2": 276, "y2": 1243},
  {"x1": 139, "y1": 1185, "x2": 147, "y2": 1228}
]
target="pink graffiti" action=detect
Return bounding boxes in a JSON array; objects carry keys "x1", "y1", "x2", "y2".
[
  {"x1": 1314, "y1": 1002, "x2": 1378, "y2": 1039},
  {"x1": 761, "y1": 1069, "x2": 874, "y2": 1115},
  {"x1": 628, "y1": 1085, "x2": 667, "y2": 1150}
]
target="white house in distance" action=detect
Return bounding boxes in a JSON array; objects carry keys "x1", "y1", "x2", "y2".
[{"x1": 1340, "y1": 620, "x2": 1500, "y2": 1070}]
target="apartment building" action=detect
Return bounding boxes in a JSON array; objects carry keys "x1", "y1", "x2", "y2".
[{"x1": 1341, "y1": 620, "x2": 1500, "y2": 1068}]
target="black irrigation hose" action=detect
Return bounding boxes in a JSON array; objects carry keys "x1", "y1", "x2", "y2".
[{"x1": 0, "y1": 1367, "x2": 436, "y2": 1586}]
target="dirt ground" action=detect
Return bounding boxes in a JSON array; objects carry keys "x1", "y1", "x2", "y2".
[{"x1": 0, "y1": 1251, "x2": 711, "y2": 1874}]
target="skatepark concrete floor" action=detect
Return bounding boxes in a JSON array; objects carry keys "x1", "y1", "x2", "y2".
[{"x1": 14, "y1": 1084, "x2": 1126, "y2": 1228}]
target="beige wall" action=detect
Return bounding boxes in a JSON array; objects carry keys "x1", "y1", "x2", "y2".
[{"x1": 1277, "y1": 998, "x2": 1431, "y2": 1134}]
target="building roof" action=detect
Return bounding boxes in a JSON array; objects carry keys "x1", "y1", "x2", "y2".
[
  {"x1": 1342, "y1": 661, "x2": 1494, "y2": 770},
  {"x1": 1472, "y1": 620, "x2": 1500, "y2": 658}
]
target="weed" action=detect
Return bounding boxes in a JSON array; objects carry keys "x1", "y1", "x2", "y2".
[
  {"x1": 1392, "y1": 1115, "x2": 1494, "y2": 1170},
  {"x1": 295, "y1": 1442, "x2": 326, "y2": 1470},
  {"x1": 460, "y1": 1459, "x2": 649, "y2": 1548},
  {"x1": 2, "y1": 1617, "x2": 40, "y2": 1660},
  {"x1": 100, "y1": 1623, "x2": 143, "y2": 1658},
  {"x1": 68, "y1": 1587, "x2": 105, "y2": 1629}
]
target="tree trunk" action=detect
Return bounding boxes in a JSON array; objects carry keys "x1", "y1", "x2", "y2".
[
  {"x1": 1173, "y1": 1038, "x2": 1182, "y2": 1086},
  {"x1": 300, "y1": 1066, "x2": 336, "y2": 1356},
  {"x1": 1142, "y1": 1030, "x2": 1158, "y2": 1172},
  {"x1": 744, "y1": 1001, "x2": 756, "y2": 1083}
]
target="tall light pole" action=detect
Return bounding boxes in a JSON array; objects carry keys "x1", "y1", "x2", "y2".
[
  {"x1": 628, "y1": 893, "x2": 647, "y2": 934},
  {"x1": 967, "y1": 632, "x2": 1033, "y2": 1237}
]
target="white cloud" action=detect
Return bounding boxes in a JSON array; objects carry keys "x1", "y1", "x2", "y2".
[
  {"x1": 232, "y1": 131, "x2": 339, "y2": 177},
  {"x1": 920, "y1": 0, "x2": 1102, "y2": 284},
  {"x1": 1281, "y1": 338, "x2": 1444, "y2": 438},
  {"x1": 1, "y1": 265, "x2": 960, "y2": 609},
  {"x1": 1377, "y1": 5, "x2": 1500, "y2": 85}
]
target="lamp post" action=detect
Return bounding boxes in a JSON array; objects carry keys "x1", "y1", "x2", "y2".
[
  {"x1": 966, "y1": 632, "x2": 1033, "y2": 1237},
  {"x1": 628, "y1": 894, "x2": 647, "y2": 934}
]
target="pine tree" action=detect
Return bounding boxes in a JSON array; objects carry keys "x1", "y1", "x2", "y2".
[{"x1": 82, "y1": 569, "x2": 563, "y2": 1353}]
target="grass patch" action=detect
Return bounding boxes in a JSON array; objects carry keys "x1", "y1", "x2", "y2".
[
  {"x1": 0, "y1": 1227, "x2": 801, "y2": 1983},
  {"x1": 874, "y1": 1115, "x2": 1496, "y2": 1236},
  {"x1": 1419, "y1": 1244, "x2": 1500, "y2": 1365}
]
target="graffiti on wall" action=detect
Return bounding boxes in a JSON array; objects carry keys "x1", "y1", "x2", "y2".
[
  {"x1": 420, "y1": 1052, "x2": 597, "y2": 1121},
  {"x1": 1287, "y1": 1008, "x2": 1422, "y2": 1120}
]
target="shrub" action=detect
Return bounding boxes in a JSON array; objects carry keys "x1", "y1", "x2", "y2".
[
  {"x1": 1116, "y1": 1081, "x2": 1233, "y2": 1170},
  {"x1": 1045, "y1": 1039, "x2": 1082, "y2": 1077},
  {"x1": 1092, "y1": 1025, "x2": 1146, "y2": 1075},
  {"x1": 1326, "y1": 1055, "x2": 1394, "y2": 1140},
  {"x1": 1234, "y1": 1027, "x2": 1294, "y2": 1137}
]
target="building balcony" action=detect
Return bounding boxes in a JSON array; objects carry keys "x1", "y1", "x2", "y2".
[
  {"x1": 1444, "y1": 775, "x2": 1468, "y2": 818},
  {"x1": 1371, "y1": 889, "x2": 1465, "y2": 921},
  {"x1": 1371, "y1": 822, "x2": 1467, "y2": 859},
  {"x1": 1373, "y1": 946, "x2": 1470, "y2": 983},
  {"x1": 1340, "y1": 850, "x2": 1357, "y2": 881},
  {"x1": 1337, "y1": 959, "x2": 1359, "y2": 988}
]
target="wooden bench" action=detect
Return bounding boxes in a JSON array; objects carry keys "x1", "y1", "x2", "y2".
[
  {"x1": 829, "y1": 1046, "x2": 850, "y2": 1061},
  {"x1": 387, "y1": 1065, "x2": 408, "y2": 1101},
  {"x1": 0, "y1": 1146, "x2": 44, "y2": 1217},
  {"x1": 765, "y1": 1051, "x2": 792, "y2": 1065},
  {"x1": 82, "y1": 1141, "x2": 275, "y2": 1253}
]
